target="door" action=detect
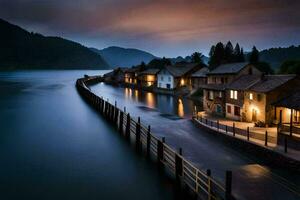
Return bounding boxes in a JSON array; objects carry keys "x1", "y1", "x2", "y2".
[
  {"x1": 166, "y1": 84, "x2": 171, "y2": 89},
  {"x1": 252, "y1": 109, "x2": 257, "y2": 122}
]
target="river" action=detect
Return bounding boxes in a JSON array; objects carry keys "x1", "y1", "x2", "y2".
[{"x1": 0, "y1": 70, "x2": 187, "y2": 200}]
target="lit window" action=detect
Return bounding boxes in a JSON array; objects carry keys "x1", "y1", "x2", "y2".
[
  {"x1": 230, "y1": 90, "x2": 238, "y2": 100},
  {"x1": 219, "y1": 92, "x2": 222, "y2": 98},
  {"x1": 249, "y1": 93, "x2": 253, "y2": 100}
]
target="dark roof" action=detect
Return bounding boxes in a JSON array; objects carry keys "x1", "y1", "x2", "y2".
[
  {"x1": 125, "y1": 66, "x2": 142, "y2": 73},
  {"x1": 208, "y1": 62, "x2": 250, "y2": 75},
  {"x1": 249, "y1": 75, "x2": 296, "y2": 93},
  {"x1": 163, "y1": 63, "x2": 200, "y2": 77},
  {"x1": 273, "y1": 91, "x2": 300, "y2": 110},
  {"x1": 202, "y1": 84, "x2": 227, "y2": 91},
  {"x1": 138, "y1": 68, "x2": 160, "y2": 76},
  {"x1": 191, "y1": 67, "x2": 209, "y2": 78},
  {"x1": 226, "y1": 75, "x2": 261, "y2": 90}
]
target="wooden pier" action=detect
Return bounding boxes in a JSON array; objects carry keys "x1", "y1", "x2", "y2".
[{"x1": 76, "y1": 76, "x2": 234, "y2": 200}]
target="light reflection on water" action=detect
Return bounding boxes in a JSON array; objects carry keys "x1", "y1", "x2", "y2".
[{"x1": 121, "y1": 87, "x2": 202, "y2": 118}]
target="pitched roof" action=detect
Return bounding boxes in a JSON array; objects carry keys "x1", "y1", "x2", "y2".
[
  {"x1": 138, "y1": 68, "x2": 160, "y2": 76},
  {"x1": 273, "y1": 91, "x2": 300, "y2": 110},
  {"x1": 249, "y1": 75, "x2": 296, "y2": 93},
  {"x1": 163, "y1": 63, "x2": 201, "y2": 77},
  {"x1": 208, "y1": 62, "x2": 250, "y2": 75},
  {"x1": 191, "y1": 67, "x2": 209, "y2": 78},
  {"x1": 226, "y1": 75, "x2": 261, "y2": 90}
]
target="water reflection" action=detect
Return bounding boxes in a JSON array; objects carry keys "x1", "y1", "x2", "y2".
[{"x1": 122, "y1": 87, "x2": 202, "y2": 118}]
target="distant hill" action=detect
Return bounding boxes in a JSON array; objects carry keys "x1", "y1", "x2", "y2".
[
  {"x1": 91, "y1": 46, "x2": 156, "y2": 68},
  {"x1": 0, "y1": 18, "x2": 109, "y2": 70},
  {"x1": 258, "y1": 45, "x2": 300, "y2": 70}
]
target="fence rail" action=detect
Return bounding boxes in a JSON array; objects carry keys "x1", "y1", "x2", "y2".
[
  {"x1": 194, "y1": 115, "x2": 277, "y2": 146},
  {"x1": 76, "y1": 77, "x2": 234, "y2": 200}
]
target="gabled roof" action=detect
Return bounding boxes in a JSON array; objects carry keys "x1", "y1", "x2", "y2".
[
  {"x1": 161, "y1": 63, "x2": 201, "y2": 77},
  {"x1": 191, "y1": 67, "x2": 209, "y2": 78},
  {"x1": 138, "y1": 68, "x2": 160, "y2": 76},
  {"x1": 208, "y1": 62, "x2": 250, "y2": 75},
  {"x1": 226, "y1": 75, "x2": 261, "y2": 90},
  {"x1": 249, "y1": 75, "x2": 297, "y2": 93},
  {"x1": 273, "y1": 91, "x2": 300, "y2": 110}
]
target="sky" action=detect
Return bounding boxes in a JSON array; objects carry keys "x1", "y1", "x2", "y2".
[{"x1": 1, "y1": 0, "x2": 300, "y2": 57}]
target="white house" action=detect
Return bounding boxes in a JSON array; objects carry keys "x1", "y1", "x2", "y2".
[{"x1": 157, "y1": 63, "x2": 203, "y2": 90}]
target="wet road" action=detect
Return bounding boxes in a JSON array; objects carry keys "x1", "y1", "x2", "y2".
[{"x1": 91, "y1": 83, "x2": 300, "y2": 200}]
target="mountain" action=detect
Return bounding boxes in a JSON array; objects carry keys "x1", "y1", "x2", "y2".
[
  {"x1": 92, "y1": 46, "x2": 156, "y2": 68},
  {"x1": 258, "y1": 45, "x2": 300, "y2": 70},
  {"x1": 0, "y1": 18, "x2": 109, "y2": 70}
]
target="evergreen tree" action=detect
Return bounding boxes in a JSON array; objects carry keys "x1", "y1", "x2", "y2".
[
  {"x1": 209, "y1": 42, "x2": 225, "y2": 69},
  {"x1": 239, "y1": 48, "x2": 245, "y2": 62},
  {"x1": 249, "y1": 46, "x2": 259, "y2": 63},
  {"x1": 234, "y1": 43, "x2": 241, "y2": 62},
  {"x1": 191, "y1": 52, "x2": 204, "y2": 64},
  {"x1": 224, "y1": 41, "x2": 234, "y2": 62}
]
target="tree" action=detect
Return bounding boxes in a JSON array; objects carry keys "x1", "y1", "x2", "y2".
[
  {"x1": 191, "y1": 52, "x2": 204, "y2": 64},
  {"x1": 209, "y1": 42, "x2": 225, "y2": 70},
  {"x1": 279, "y1": 60, "x2": 300, "y2": 74},
  {"x1": 233, "y1": 43, "x2": 241, "y2": 62},
  {"x1": 249, "y1": 46, "x2": 259, "y2": 63},
  {"x1": 239, "y1": 48, "x2": 245, "y2": 62},
  {"x1": 224, "y1": 41, "x2": 234, "y2": 62}
]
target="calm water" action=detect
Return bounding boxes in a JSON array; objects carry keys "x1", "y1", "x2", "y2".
[{"x1": 0, "y1": 71, "x2": 183, "y2": 200}]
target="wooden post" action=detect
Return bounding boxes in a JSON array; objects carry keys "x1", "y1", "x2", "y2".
[
  {"x1": 284, "y1": 135, "x2": 288, "y2": 153},
  {"x1": 290, "y1": 109, "x2": 293, "y2": 136},
  {"x1": 225, "y1": 171, "x2": 232, "y2": 200},
  {"x1": 247, "y1": 127, "x2": 250, "y2": 141},
  {"x1": 147, "y1": 125, "x2": 151, "y2": 157},
  {"x1": 119, "y1": 111, "x2": 124, "y2": 134},
  {"x1": 233, "y1": 123, "x2": 235, "y2": 137},
  {"x1": 265, "y1": 131, "x2": 268, "y2": 146},
  {"x1": 207, "y1": 169, "x2": 212, "y2": 200},
  {"x1": 125, "y1": 114, "x2": 131, "y2": 140},
  {"x1": 136, "y1": 117, "x2": 141, "y2": 152},
  {"x1": 175, "y1": 148, "x2": 183, "y2": 182}
]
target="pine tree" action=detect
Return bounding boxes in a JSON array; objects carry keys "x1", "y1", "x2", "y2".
[
  {"x1": 191, "y1": 52, "x2": 204, "y2": 64},
  {"x1": 239, "y1": 48, "x2": 245, "y2": 62},
  {"x1": 224, "y1": 41, "x2": 234, "y2": 63},
  {"x1": 234, "y1": 43, "x2": 241, "y2": 62}
]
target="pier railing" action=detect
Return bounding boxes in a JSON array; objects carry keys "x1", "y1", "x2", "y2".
[{"x1": 76, "y1": 77, "x2": 234, "y2": 200}]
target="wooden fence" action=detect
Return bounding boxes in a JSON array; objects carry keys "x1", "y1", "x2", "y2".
[{"x1": 76, "y1": 77, "x2": 234, "y2": 200}]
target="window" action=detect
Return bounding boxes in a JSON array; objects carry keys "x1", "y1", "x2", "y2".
[
  {"x1": 249, "y1": 93, "x2": 253, "y2": 100},
  {"x1": 221, "y1": 77, "x2": 224, "y2": 84},
  {"x1": 159, "y1": 83, "x2": 162, "y2": 87},
  {"x1": 168, "y1": 76, "x2": 171, "y2": 82},
  {"x1": 161, "y1": 76, "x2": 164, "y2": 81},
  {"x1": 227, "y1": 105, "x2": 231, "y2": 114},
  {"x1": 230, "y1": 90, "x2": 238, "y2": 100},
  {"x1": 209, "y1": 91, "x2": 214, "y2": 100},
  {"x1": 213, "y1": 77, "x2": 216, "y2": 83},
  {"x1": 234, "y1": 106, "x2": 240, "y2": 116},
  {"x1": 257, "y1": 94, "x2": 262, "y2": 101},
  {"x1": 218, "y1": 92, "x2": 222, "y2": 98}
]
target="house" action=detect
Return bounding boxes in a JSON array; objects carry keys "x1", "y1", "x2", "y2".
[
  {"x1": 137, "y1": 68, "x2": 160, "y2": 87},
  {"x1": 190, "y1": 67, "x2": 209, "y2": 89},
  {"x1": 225, "y1": 74, "x2": 300, "y2": 125},
  {"x1": 157, "y1": 63, "x2": 202, "y2": 90},
  {"x1": 202, "y1": 62, "x2": 261, "y2": 117},
  {"x1": 124, "y1": 66, "x2": 143, "y2": 85},
  {"x1": 103, "y1": 67, "x2": 127, "y2": 83}
]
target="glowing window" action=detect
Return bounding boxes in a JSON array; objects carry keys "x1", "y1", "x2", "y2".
[
  {"x1": 230, "y1": 90, "x2": 238, "y2": 100},
  {"x1": 249, "y1": 93, "x2": 253, "y2": 100}
]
